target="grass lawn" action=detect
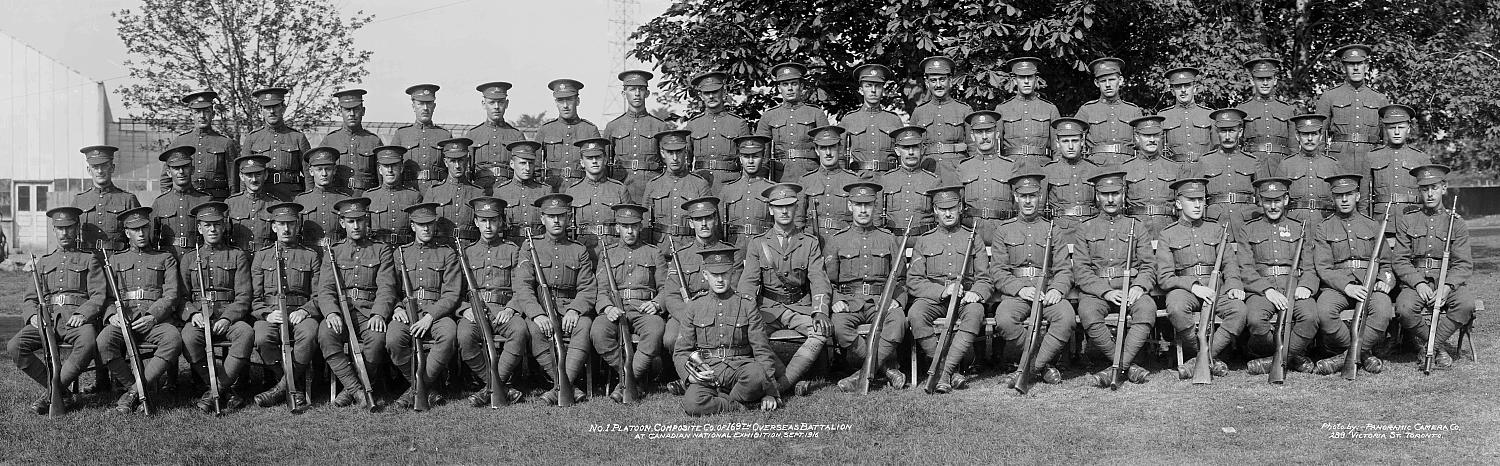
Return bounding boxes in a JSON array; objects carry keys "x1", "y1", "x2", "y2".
[{"x1": 0, "y1": 231, "x2": 1496, "y2": 463}]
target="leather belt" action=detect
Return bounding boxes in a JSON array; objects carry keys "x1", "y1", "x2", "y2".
[
  {"x1": 550, "y1": 288, "x2": 579, "y2": 300},
  {"x1": 1413, "y1": 258, "x2": 1443, "y2": 269},
  {"x1": 414, "y1": 169, "x2": 442, "y2": 181},
  {"x1": 613, "y1": 160, "x2": 662, "y2": 171},
  {"x1": 1004, "y1": 145, "x2": 1048, "y2": 157},
  {"x1": 761, "y1": 289, "x2": 806, "y2": 305},
  {"x1": 1053, "y1": 204, "x2": 1098, "y2": 217},
  {"x1": 654, "y1": 223, "x2": 694, "y2": 236},
  {"x1": 573, "y1": 223, "x2": 618, "y2": 237},
  {"x1": 1258, "y1": 265, "x2": 1293, "y2": 276},
  {"x1": 373, "y1": 230, "x2": 414, "y2": 244},
  {"x1": 1374, "y1": 193, "x2": 1419, "y2": 203},
  {"x1": 702, "y1": 346, "x2": 753, "y2": 359},
  {"x1": 1131, "y1": 204, "x2": 1175, "y2": 216},
  {"x1": 347, "y1": 178, "x2": 374, "y2": 190},
  {"x1": 1209, "y1": 192, "x2": 1256, "y2": 205},
  {"x1": 812, "y1": 217, "x2": 848, "y2": 231},
  {"x1": 546, "y1": 167, "x2": 586, "y2": 179},
  {"x1": 1334, "y1": 259, "x2": 1371, "y2": 270},
  {"x1": 1098, "y1": 267, "x2": 1137, "y2": 280},
  {"x1": 1091, "y1": 143, "x2": 1129, "y2": 154},
  {"x1": 188, "y1": 290, "x2": 232, "y2": 302},
  {"x1": 1247, "y1": 142, "x2": 1288, "y2": 154},
  {"x1": 124, "y1": 289, "x2": 163, "y2": 301},
  {"x1": 728, "y1": 223, "x2": 768, "y2": 236},
  {"x1": 887, "y1": 223, "x2": 934, "y2": 237},
  {"x1": 270, "y1": 172, "x2": 303, "y2": 185},
  {"x1": 479, "y1": 289, "x2": 513, "y2": 304},
  {"x1": 835, "y1": 282, "x2": 882, "y2": 295},
  {"x1": 775, "y1": 149, "x2": 818, "y2": 160},
  {"x1": 1246, "y1": 136, "x2": 1289, "y2": 145},
  {"x1": 268, "y1": 294, "x2": 308, "y2": 307},
  {"x1": 344, "y1": 288, "x2": 376, "y2": 301},
  {"x1": 485, "y1": 165, "x2": 515, "y2": 179},
  {"x1": 849, "y1": 160, "x2": 895, "y2": 171},
  {"x1": 1178, "y1": 264, "x2": 1216, "y2": 276},
  {"x1": 1011, "y1": 266, "x2": 1042, "y2": 278},
  {"x1": 925, "y1": 143, "x2": 967, "y2": 154},
  {"x1": 966, "y1": 207, "x2": 1015, "y2": 220},
  {"x1": 693, "y1": 159, "x2": 739, "y2": 171},
  {"x1": 1289, "y1": 198, "x2": 1331, "y2": 211},
  {"x1": 171, "y1": 236, "x2": 197, "y2": 248},
  {"x1": 408, "y1": 288, "x2": 441, "y2": 301},
  {"x1": 619, "y1": 289, "x2": 655, "y2": 300},
  {"x1": 193, "y1": 176, "x2": 228, "y2": 189},
  {"x1": 1331, "y1": 133, "x2": 1376, "y2": 144},
  {"x1": 47, "y1": 293, "x2": 87, "y2": 306}
]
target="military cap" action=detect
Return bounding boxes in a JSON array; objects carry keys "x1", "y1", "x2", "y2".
[
  {"x1": 190, "y1": 201, "x2": 229, "y2": 222},
  {"x1": 1291, "y1": 113, "x2": 1328, "y2": 133},
  {"x1": 117, "y1": 206, "x2": 152, "y2": 229},
  {"x1": 735, "y1": 135, "x2": 770, "y2": 155},
  {"x1": 1165, "y1": 66, "x2": 1201, "y2": 85},
  {"x1": 405, "y1": 84, "x2": 440, "y2": 102},
  {"x1": 267, "y1": 202, "x2": 304, "y2": 222},
  {"x1": 1324, "y1": 172, "x2": 1363, "y2": 194},
  {"x1": 1089, "y1": 57, "x2": 1125, "y2": 78},
  {"x1": 476, "y1": 81, "x2": 512, "y2": 99},
  {"x1": 47, "y1": 206, "x2": 83, "y2": 227},
  {"x1": 333, "y1": 88, "x2": 367, "y2": 109},
  {"x1": 468, "y1": 197, "x2": 506, "y2": 219},
  {"x1": 965, "y1": 111, "x2": 1001, "y2": 130},
  {"x1": 891, "y1": 125, "x2": 927, "y2": 147},
  {"x1": 682, "y1": 196, "x2": 721, "y2": 218},
  {"x1": 1088, "y1": 168, "x2": 1127, "y2": 193},
  {"x1": 574, "y1": 137, "x2": 610, "y2": 157},
  {"x1": 405, "y1": 202, "x2": 440, "y2": 224},
  {"x1": 1243, "y1": 57, "x2": 1282, "y2": 78},
  {"x1": 335, "y1": 197, "x2": 373, "y2": 218},
  {"x1": 698, "y1": 246, "x2": 739, "y2": 274},
  {"x1": 1253, "y1": 177, "x2": 1291, "y2": 199},
  {"x1": 506, "y1": 140, "x2": 542, "y2": 160},
  {"x1": 1051, "y1": 117, "x2": 1088, "y2": 136},
  {"x1": 762, "y1": 183, "x2": 803, "y2": 206},
  {"x1": 808, "y1": 125, "x2": 845, "y2": 147},
  {"x1": 371, "y1": 145, "x2": 406, "y2": 165},
  {"x1": 440, "y1": 137, "x2": 474, "y2": 159},
  {"x1": 1335, "y1": 44, "x2": 1373, "y2": 63},
  {"x1": 655, "y1": 129, "x2": 691, "y2": 151},
  {"x1": 843, "y1": 181, "x2": 883, "y2": 203},
  {"x1": 920, "y1": 56, "x2": 955, "y2": 76},
  {"x1": 251, "y1": 87, "x2": 290, "y2": 107},
  {"x1": 1006, "y1": 57, "x2": 1042, "y2": 76},
  {"x1": 1380, "y1": 104, "x2": 1415, "y2": 124},
  {"x1": 1410, "y1": 164, "x2": 1451, "y2": 186},
  {"x1": 159, "y1": 145, "x2": 197, "y2": 167},
  {"x1": 691, "y1": 71, "x2": 729, "y2": 92},
  {"x1": 236, "y1": 154, "x2": 271, "y2": 173},
  {"x1": 1170, "y1": 177, "x2": 1209, "y2": 198},
  {"x1": 770, "y1": 63, "x2": 808, "y2": 82},
  {"x1": 1210, "y1": 108, "x2": 1248, "y2": 129},
  {"x1": 81, "y1": 145, "x2": 119, "y2": 165},
  {"x1": 304, "y1": 146, "x2": 340, "y2": 166},
  {"x1": 618, "y1": 70, "x2": 654, "y2": 87},
  {"x1": 534, "y1": 193, "x2": 574, "y2": 215},
  {"x1": 1008, "y1": 168, "x2": 1046, "y2": 194},
  {"x1": 1130, "y1": 115, "x2": 1167, "y2": 135},
  {"x1": 181, "y1": 90, "x2": 218, "y2": 109},
  {"x1": 927, "y1": 185, "x2": 964, "y2": 209},
  {"x1": 853, "y1": 63, "x2": 893, "y2": 83},
  {"x1": 548, "y1": 79, "x2": 584, "y2": 98},
  {"x1": 612, "y1": 203, "x2": 649, "y2": 224}
]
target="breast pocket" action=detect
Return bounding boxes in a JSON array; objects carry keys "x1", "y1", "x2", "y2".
[
  {"x1": 211, "y1": 263, "x2": 237, "y2": 288},
  {"x1": 627, "y1": 255, "x2": 657, "y2": 287}
]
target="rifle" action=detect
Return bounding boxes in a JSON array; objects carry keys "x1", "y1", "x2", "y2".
[
  {"x1": 97, "y1": 246, "x2": 152, "y2": 415},
  {"x1": 858, "y1": 216, "x2": 915, "y2": 395},
  {"x1": 322, "y1": 238, "x2": 378, "y2": 411},
  {"x1": 1422, "y1": 195, "x2": 1459, "y2": 375},
  {"x1": 1192, "y1": 227, "x2": 1233, "y2": 384},
  {"x1": 394, "y1": 246, "x2": 430, "y2": 411},
  {"x1": 598, "y1": 241, "x2": 639, "y2": 403},
  {"x1": 1108, "y1": 224, "x2": 1137, "y2": 389},
  {"x1": 665, "y1": 235, "x2": 692, "y2": 304},
  {"x1": 272, "y1": 245, "x2": 303, "y2": 413},
  {"x1": 1015, "y1": 220, "x2": 1057, "y2": 395},
  {"x1": 525, "y1": 235, "x2": 576, "y2": 406},
  {"x1": 192, "y1": 241, "x2": 222, "y2": 415},
  {"x1": 1269, "y1": 234, "x2": 1308, "y2": 384},
  {"x1": 1343, "y1": 203, "x2": 1392, "y2": 380},
  {"x1": 27, "y1": 254, "x2": 68, "y2": 417},
  {"x1": 451, "y1": 238, "x2": 507, "y2": 408},
  {"x1": 922, "y1": 226, "x2": 979, "y2": 394}
]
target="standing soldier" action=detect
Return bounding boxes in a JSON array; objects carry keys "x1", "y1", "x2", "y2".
[
  {"x1": 1076, "y1": 58, "x2": 1145, "y2": 167},
  {"x1": 1309, "y1": 173, "x2": 1393, "y2": 375},
  {"x1": 991, "y1": 170, "x2": 1075, "y2": 386},
  {"x1": 1043, "y1": 117, "x2": 1099, "y2": 236},
  {"x1": 1199, "y1": 108, "x2": 1261, "y2": 229},
  {"x1": 243, "y1": 87, "x2": 311, "y2": 199},
  {"x1": 879, "y1": 126, "x2": 941, "y2": 237},
  {"x1": 1315, "y1": 44, "x2": 1391, "y2": 173},
  {"x1": 675, "y1": 246, "x2": 782, "y2": 416},
  {"x1": 391, "y1": 84, "x2": 451, "y2": 192},
  {"x1": 827, "y1": 182, "x2": 909, "y2": 391},
  {"x1": 294, "y1": 147, "x2": 360, "y2": 245},
  {"x1": 995, "y1": 57, "x2": 1060, "y2": 166},
  {"x1": 643, "y1": 130, "x2": 711, "y2": 244},
  {"x1": 607, "y1": 70, "x2": 670, "y2": 201},
  {"x1": 1238, "y1": 178, "x2": 1319, "y2": 375},
  {"x1": 592, "y1": 204, "x2": 669, "y2": 402},
  {"x1": 100, "y1": 206, "x2": 183, "y2": 414},
  {"x1": 179, "y1": 201, "x2": 254, "y2": 413},
  {"x1": 1122, "y1": 116, "x2": 1181, "y2": 235},
  {"x1": 537, "y1": 79, "x2": 601, "y2": 189},
  {"x1": 1156, "y1": 177, "x2": 1247, "y2": 377},
  {"x1": 466, "y1": 82, "x2": 524, "y2": 190},
  {"x1": 493, "y1": 141, "x2": 552, "y2": 244},
  {"x1": 168, "y1": 90, "x2": 238, "y2": 198},
  {"x1": 317, "y1": 197, "x2": 396, "y2": 408},
  {"x1": 387, "y1": 202, "x2": 460, "y2": 409},
  {"x1": 1367, "y1": 104, "x2": 1431, "y2": 219},
  {"x1": 426, "y1": 138, "x2": 488, "y2": 243},
  {"x1": 565, "y1": 138, "x2": 629, "y2": 251},
  {"x1": 1157, "y1": 67, "x2": 1214, "y2": 162},
  {"x1": 719, "y1": 135, "x2": 775, "y2": 246},
  {"x1": 10, "y1": 207, "x2": 105, "y2": 415},
  {"x1": 250, "y1": 202, "x2": 323, "y2": 409},
  {"x1": 1279, "y1": 114, "x2": 1341, "y2": 224},
  {"x1": 1392, "y1": 164, "x2": 1472, "y2": 369},
  {"x1": 1075, "y1": 170, "x2": 1157, "y2": 387},
  {"x1": 226, "y1": 155, "x2": 283, "y2": 251},
  {"x1": 154, "y1": 146, "x2": 215, "y2": 254},
  {"x1": 661, "y1": 196, "x2": 738, "y2": 396},
  {"x1": 1236, "y1": 58, "x2": 1296, "y2": 173},
  {"x1": 320, "y1": 89, "x2": 381, "y2": 191},
  {"x1": 684, "y1": 71, "x2": 749, "y2": 188},
  {"x1": 907, "y1": 185, "x2": 990, "y2": 393},
  {"x1": 514, "y1": 193, "x2": 597, "y2": 404},
  {"x1": 453, "y1": 197, "x2": 528, "y2": 407},
  {"x1": 758, "y1": 62, "x2": 828, "y2": 181},
  {"x1": 74, "y1": 145, "x2": 140, "y2": 251},
  {"x1": 956, "y1": 111, "x2": 1015, "y2": 230},
  {"x1": 364, "y1": 146, "x2": 423, "y2": 245},
  {"x1": 839, "y1": 64, "x2": 903, "y2": 175},
  {"x1": 910, "y1": 56, "x2": 971, "y2": 179},
  {"x1": 739, "y1": 183, "x2": 831, "y2": 396},
  {"x1": 798, "y1": 125, "x2": 861, "y2": 235}
]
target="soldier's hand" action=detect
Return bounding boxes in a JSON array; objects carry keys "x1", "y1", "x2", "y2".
[
  {"x1": 410, "y1": 314, "x2": 434, "y2": 338},
  {"x1": 107, "y1": 312, "x2": 125, "y2": 328},
  {"x1": 391, "y1": 308, "x2": 410, "y2": 324},
  {"x1": 267, "y1": 308, "x2": 285, "y2": 324},
  {"x1": 562, "y1": 310, "x2": 581, "y2": 333},
  {"x1": 1128, "y1": 286, "x2": 1147, "y2": 305},
  {"x1": 1344, "y1": 284, "x2": 1369, "y2": 302},
  {"x1": 889, "y1": 300, "x2": 903, "y2": 312},
  {"x1": 497, "y1": 308, "x2": 517, "y2": 325},
  {"x1": 27, "y1": 315, "x2": 40, "y2": 329},
  {"x1": 813, "y1": 313, "x2": 831, "y2": 334},
  {"x1": 760, "y1": 396, "x2": 780, "y2": 411},
  {"x1": 942, "y1": 283, "x2": 960, "y2": 299},
  {"x1": 288, "y1": 309, "x2": 309, "y2": 325},
  {"x1": 637, "y1": 301, "x2": 660, "y2": 316},
  {"x1": 1019, "y1": 287, "x2": 1040, "y2": 302},
  {"x1": 1265, "y1": 289, "x2": 1290, "y2": 312},
  {"x1": 212, "y1": 318, "x2": 230, "y2": 335},
  {"x1": 1190, "y1": 284, "x2": 1215, "y2": 302},
  {"x1": 1295, "y1": 287, "x2": 1313, "y2": 300},
  {"x1": 326, "y1": 313, "x2": 345, "y2": 334},
  {"x1": 65, "y1": 314, "x2": 84, "y2": 328},
  {"x1": 1227, "y1": 289, "x2": 1245, "y2": 301},
  {"x1": 831, "y1": 301, "x2": 849, "y2": 314},
  {"x1": 460, "y1": 308, "x2": 476, "y2": 322},
  {"x1": 1043, "y1": 289, "x2": 1063, "y2": 306},
  {"x1": 604, "y1": 306, "x2": 624, "y2": 322},
  {"x1": 1373, "y1": 280, "x2": 1392, "y2": 294},
  {"x1": 1415, "y1": 282, "x2": 1435, "y2": 302},
  {"x1": 130, "y1": 314, "x2": 152, "y2": 333},
  {"x1": 962, "y1": 291, "x2": 982, "y2": 304},
  {"x1": 190, "y1": 312, "x2": 208, "y2": 328},
  {"x1": 1104, "y1": 290, "x2": 1126, "y2": 306},
  {"x1": 367, "y1": 315, "x2": 387, "y2": 333},
  {"x1": 534, "y1": 316, "x2": 553, "y2": 338}
]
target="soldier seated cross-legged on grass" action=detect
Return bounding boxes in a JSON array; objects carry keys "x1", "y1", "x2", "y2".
[{"x1": 676, "y1": 246, "x2": 782, "y2": 416}]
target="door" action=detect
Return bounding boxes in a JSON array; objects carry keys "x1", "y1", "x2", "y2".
[{"x1": 14, "y1": 182, "x2": 50, "y2": 253}]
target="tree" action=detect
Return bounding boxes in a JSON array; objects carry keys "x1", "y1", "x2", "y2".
[
  {"x1": 515, "y1": 112, "x2": 549, "y2": 129},
  {"x1": 114, "y1": 0, "x2": 374, "y2": 141}
]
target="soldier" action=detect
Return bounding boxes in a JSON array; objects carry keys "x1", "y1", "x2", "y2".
[
  {"x1": 1074, "y1": 170, "x2": 1157, "y2": 387},
  {"x1": 607, "y1": 70, "x2": 671, "y2": 201},
  {"x1": 591, "y1": 204, "x2": 668, "y2": 402},
  {"x1": 465, "y1": 82, "x2": 525, "y2": 189},
  {"x1": 1199, "y1": 108, "x2": 1261, "y2": 229},
  {"x1": 1238, "y1": 178, "x2": 1319, "y2": 375},
  {"x1": 995, "y1": 57, "x2": 1060, "y2": 165},
  {"x1": 565, "y1": 137, "x2": 630, "y2": 251},
  {"x1": 74, "y1": 145, "x2": 140, "y2": 251},
  {"x1": 758, "y1": 62, "x2": 828, "y2": 181},
  {"x1": 387, "y1": 202, "x2": 460, "y2": 409},
  {"x1": 906, "y1": 185, "x2": 990, "y2": 393},
  {"x1": 225, "y1": 154, "x2": 284, "y2": 251},
  {"x1": 153, "y1": 146, "x2": 215, "y2": 254},
  {"x1": 294, "y1": 147, "x2": 360, "y2": 245},
  {"x1": 839, "y1": 63, "x2": 903, "y2": 175},
  {"x1": 1392, "y1": 164, "x2": 1472, "y2": 368},
  {"x1": 316, "y1": 197, "x2": 397, "y2": 408},
  {"x1": 684, "y1": 71, "x2": 750, "y2": 188},
  {"x1": 364, "y1": 146, "x2": 423, "y2": 245},
  {"x1": 1309, "y1": 173, "x2": 1393, "y2": 375},
  {"x1": 1314, "y1": 44, "x2": 1391, "y2": 173},
  {"x1": 719, "y1": 135, "x2": 775, "y2": 246},
  {"x1": 1043, "y1": 117, "x2": 1099, "y2": 235},
  {"x1": 1236, "y1": 58, "x2": 1297, "y2": 174},
  {"x1": 739, "y1": 183, "x2": 830, "y2": 396},
  {"x1": 250, "y1": 202, "x2": 323, "y2": 409},
  {"x1": 827, "y1": 182, "x2": 909, "y2": 391},
  {"x1": 10, "y1": 207, "x2": 104, "y2": 415},
  {"x1": 178, "y1": 201, "x2": 254, "y2": 413},
  {"x1": 879, "y1": 126, "x2": 941, "y2": 237},
  {"x1": 661, "y1": 196, "x2": 739, "y2": 395},
  {"x1": 536, "y1": 79, "x2": 602, "y2": 189},
  {"x1": 643, "y1": 130, "x2": 711, "y2": 244},
  {"x1": 99, "y1": 206, "x2": 183, "y2": 414},
  {"x1": 798, "y1": 125, "x2": 861, "y2": 236},
  {"x1": 320, "y1": 89, "x2": 382, "y2": 191},
  {"x1": 453, "y1": 197, "x2": 528, "y2": 407},
  {"x1": 391, "y1": 84, "x2": 452, "y2": 192},
  {"x1": 1076, "y1": 57, "x2": 1145, "y2": 167},
  {"x1": 514, "y1": 193, "x2": 597, "y2": 404},
  {"x1": 243, "y1": 87, "x2": 311, "y2": 199},
  {"x1": 956, "y1": 111, "x2": 1015, "y2": 230},
  {"x1": 1122, "y1": 116, "x2": 1181, "y2": 235},
  {"x1": 1367, "y1": 104, "x2": 1431, "y2": 219},
  {"x1": 493, "y1": 140, "x2": 552, "y2": 244},
  {"x1": 676, "y1": 246, "x2": 781, "y2": 416},
  {"x1": 990, "y1": 170, "x2": 1075, "y2": 386},
  {"x1": 1278, "y1": 114, "x2": 1341, "y2": 224},
  {"x1": 1157, "y1": 67, "x2": 1214, "y2": 162},
  {"x1": 1155, "y1": 177, "x2": 1247, "y2": 378},
  {"x1": 426, "y1": 138, "x2": 488, "y2": 243},
  {"x1": 168, "y1": 90, "x2": 238, "y2": 198},
  {"x1": 910, "y1": 56, "x2": 971, "y2": 179}
]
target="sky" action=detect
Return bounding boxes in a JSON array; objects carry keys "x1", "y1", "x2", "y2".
[{"x1": 0, "y1": 0, "x2": 673, "y2": 124}]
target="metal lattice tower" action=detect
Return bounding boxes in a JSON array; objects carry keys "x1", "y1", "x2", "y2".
[{"x1": 604, "y1": 0, "x2": 640, "y2": 120}]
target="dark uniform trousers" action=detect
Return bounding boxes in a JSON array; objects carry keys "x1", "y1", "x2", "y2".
[
  {"x1": 10, "y1": 320, "x2": 99, "y2": 389},
  {"x1": 1073, "y1": 215, "x2": 1157, "y2": 368},
  {"x1": 454, "y1": 239, "x2": 528, "y2": 386},
  {"x1": 989, "y1": 218, "x2": 1075, "y2": 368},
  {"x1": 316, "y1": 239, "x2": 395, "y2": 389},
  {"x1": 906, "y1": 226, "x2": 991, "y2": 379},
  {"x1": 515, "y1": 237, "x2": 597, "y2": 386},
  {"x1": 1392, "y1": 207, "x2": 1474, "y2": 352},
  {"x1": 1239, "y1": 218, "x2": 1319, "y2": 357},
  {"x1": 1312, "y1": 213, "x2": 1392, "y2": 355},
  {"x1": 252, "y1": 246, "x2": 322, "y2": 390},
  {"x1": 826, "y1": 226, "x2": 906, "y2": 368},
  {"x1": 1158, "y1": 221, "x2": 1247, "y2": 360},
  {"x1": 386, "y1": 242, "x2": 461, "y2": 386},
  {"x1": 676, "y1": 291, "x2": 779, "y2": 416},
  {"x1": 590, "y1": 243, "x2": 668, "y2": 380},
  {"x1": 11, "y1": 248, "x2": 107, "y2": 390},
  {"x1": 179, "y1": 244, "x2": 255, "y2": 393}
]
